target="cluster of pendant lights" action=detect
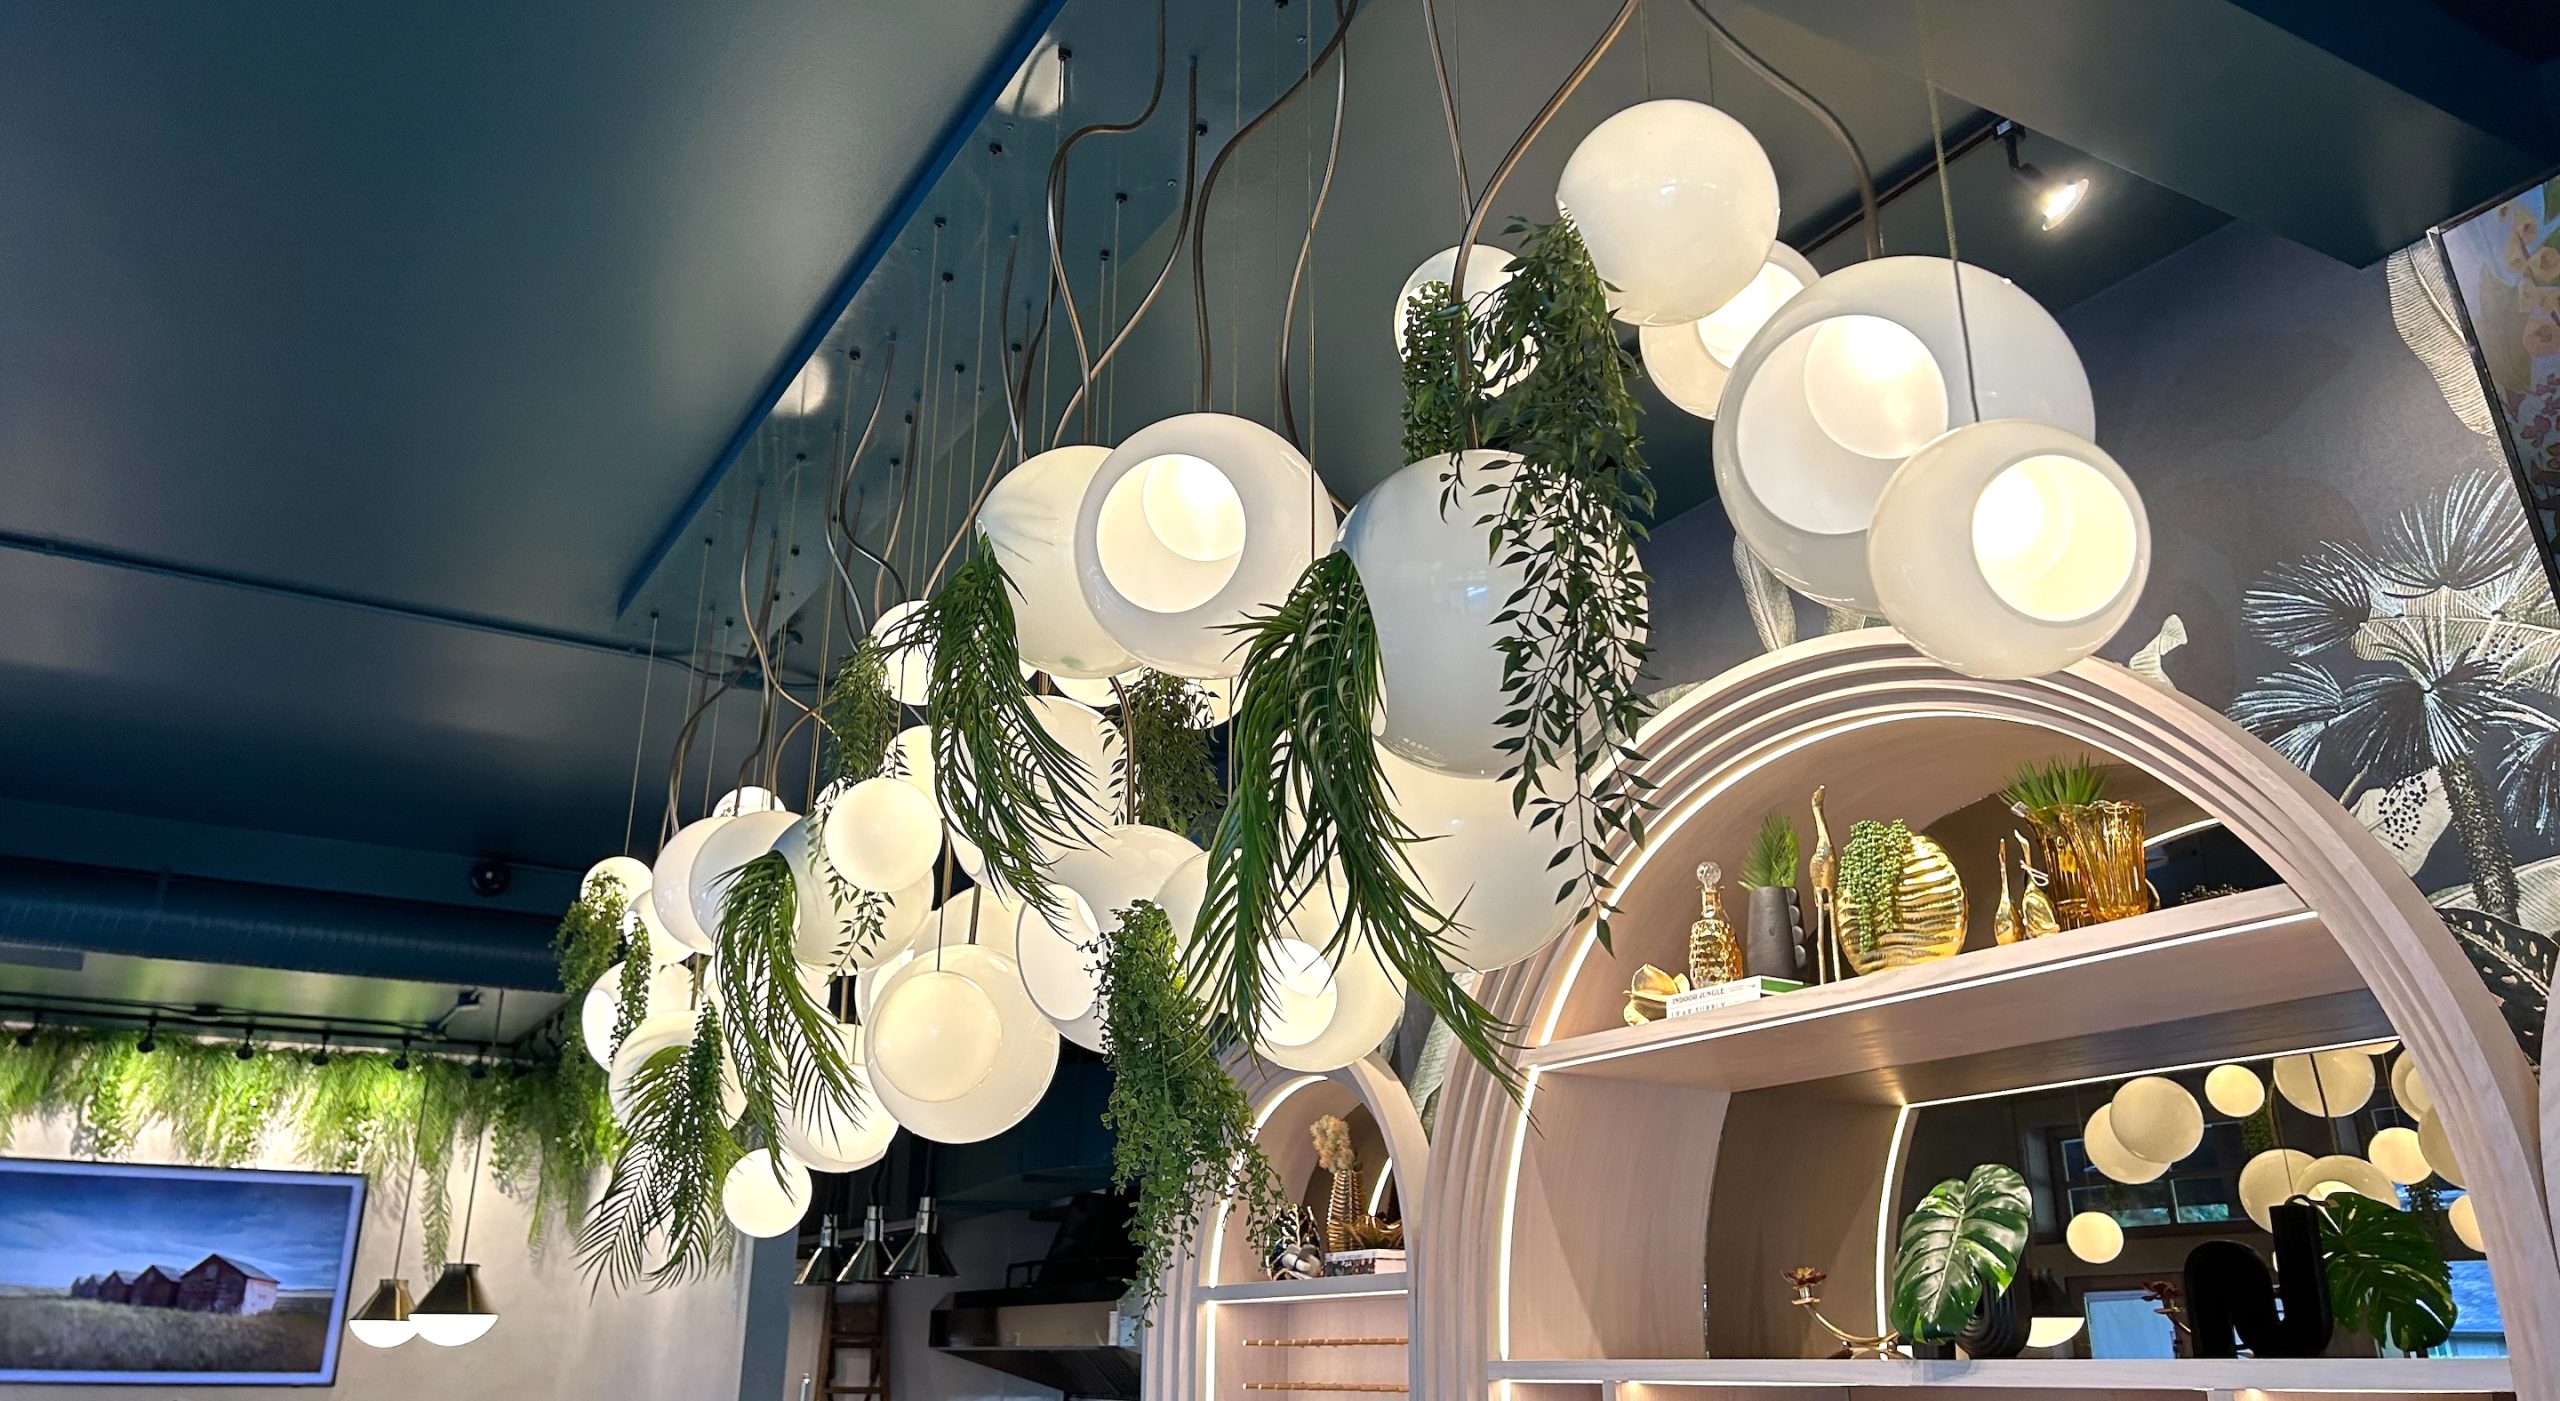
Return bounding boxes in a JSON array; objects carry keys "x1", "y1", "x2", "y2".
[{"x1": 2061, "y1": 1043, "x2": 2481, "y2": 1266}]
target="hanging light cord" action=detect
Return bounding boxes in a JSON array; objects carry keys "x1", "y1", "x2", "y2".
[
  {"x1": 1277, "y1": 0, "x2": 1350, "y2": 452},
  {"x1": 456, "y1": 990, "x2": 501, "y2": 1267},
  {"x1": 620, "y1": 613, "x2": 660, "y2": 856},
  {"x1": 1681, "y1": 0, "x2": 1880, "y2": 261},
  {"x1": 1050, "y1": 63, "x2": 1200, "y2": 449},
  {"x1": 1920, "y1": 59, "x2": 1985, "y2": 422},
  {"x1": 1417, "y1": 0, "x2": 1471, "y2": 222},
  {"x1": 1046, "y1": 0, "x2": 1171, "y2": 446}
]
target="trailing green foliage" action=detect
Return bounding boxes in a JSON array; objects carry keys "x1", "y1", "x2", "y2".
[
  {"x1": 1742, "y1": 812, "x2": 1799, "y2": 891},
  {"x1": 1190, "y1": 553, "x2": 1520, "y2": 1097},
  {"x1": 2317, "y1": 1192, "x2": 2457, "y2": 1353},
  {"x1": 1398, "y1": 277, "x2": 1482, "y2": 464},
  {"x1": 1101, "y1": 902, "x2": 1287, "y2": 1315},
  {"x1": 2001, "y1": 756, "x2": 2110, "y2": 819},
  {"x1": 556, "y1": 872, "x2": 633, "y2": 1066},
  {"x1": 614, "y1": 952, "x2": 651, "y2": 1054},
  {"x1": 820, "y1": 639, "x2": 903, "y2": 789},
  {"x1": 1122, "y1": 670, "x2": 1224, "y2": 840},
  {"x1": 900, "y1": 537, "x2": 1090, "y2": 916},
  {"x1": 710, "y1": 852, "x2": 858, "y2": 1180},
  {"x1": 576, "y1": 1004, "x2": 743, "y2": 1291},
  {"x1": 1839, "y1": 819, "x2": 1915, "y2": 954},
  {"x1": 1889, "y1": 1164, "x2": 2031, "y2": 1345}
]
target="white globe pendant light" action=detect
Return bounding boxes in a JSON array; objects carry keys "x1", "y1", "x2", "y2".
[
  {"x1": 875, "y1": 599, "x2": 935, "y2": 706},
  {"x1": 1553, "y1": 99, "x2": 1779, "y2": 325},
  {"x1": 2298, "y1": 1153, "x2": 2396, "y2": 1208},
  {"x1": 887, "y1": 725, "x2": 937, "y2": 795},
  {"x1": 2081, "y1": 1105, "x2": 2167, "y2": 1185},
  {"x1": 2273, "y1": 1050, "x2": 2375, "y2": 1117},
  {"x1": 2064, "y1": 1211, "x2": 2123, "y2": 1264},
  {"x1": 981, "y1": 446, "x2": 1140, "y2": 679},
  {"x1": 582, "y1": 855, "x2": 653, "y2": 902},
  {"x1": 2368, "y1": 1126, "x2": 2431, "y2": 1185},
  {"x1": 1075, "y1": 413, "x2": 1334, "y2": 678},
  {"x1": 1867, "y1": 420, "x2": 2151, "y2": 679},
  {"x1": 922, "y1": 887, "x2": 1027, "y2": 961},
  {"x1": 713, "y1": 786, "x2": 782, "y2": 818},
  {"x1": 722, "y1": 1149, "x2": 814, "y2": 1238},
  {"x1": 687, "y1": 810, "x2": 803, "y2": 950},
  {"x1": 1041, "y1": 824, "x2": 1206, "y2": 1043},
  {"x1": 607, "y1": 1012, "x2": 698, "y2": 1121},
  {"x1": 2238, "y1": 1148, "x2": 2315, "y2": 1231},
  {"x1": 1639, "y1": 242, "x2": 1815, "y2": 419},
  {"x1": 780, "y1": 1022, "x2": 899, "y2": 1173},
  {"x1": 821, "y1": 777, "x2": 943, "y2": 893},
  {"x1": 2448, "y1": 1194, "x2": 2484, "y2": 1252},
  {"x1": 2391, "y1": 1055, "x2": 2436, "y2": 1119},
  {"x1": 864, "y1": 944, "x2": 1060, "y2": 1143},
  {"x1": 581, "y1": 962, "x2": 691, "y2": 1069},
  {"x1": 1374, "y1": 746, "x2": 1578, "y2": 971},
  {"x1": 650, "y1": 818, "x2": 732, "y2": 955},
  {"x1": 1015, "y1": 889, "x2": 1107, "y2": 1049},
  {"x1": 1036, "y1": 667, "x2": 1141, "y2": 709},
  {"x1": 2204, "y1": 1063, "x2": 2265, "y2": 1119},
  {"x1": 1052, "y1": 824, "x2": 1206, "y2": 931},
  {"x1": 1153, "y1": 852, "x2": 1212, "y2": 974},
  {"x1": 939, "y1": 695, "x2": 1124, "y2": 861},
  {"x1": 1254, "y1": 882, "x2": 1407, "y2": 1072},
  {"x1": 1714, "y1": 257, "x2": 2092, "y2": 613},
  {"x1": 1393, "y1": 245, "x2": 1530, "y2": 390},
  {"x1": 772, "y1": 820, "x2": 934, "y2": 970},
  {"x1": 2417, "y1": 1111, "x2": 2465, "y2": 1188},
  {"x1": 2108, "y1": 1076, "x2": 2204, "y2": 1164},
  {"x1": 633, "y1": 893, "x2": 693, "y2": 967}
]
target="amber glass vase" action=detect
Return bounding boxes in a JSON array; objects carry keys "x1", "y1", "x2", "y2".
[{"x1": 2031, "y1": 800, "x2": 2152, "y2": 928}]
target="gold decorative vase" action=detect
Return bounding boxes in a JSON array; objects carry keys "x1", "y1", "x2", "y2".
[
  {"x1": 2028, "y1": 800, "x2": 2152, "y2": 928},
  {"x1": 1836, "y1": 834, "x2": 1967, "y2": 976}
]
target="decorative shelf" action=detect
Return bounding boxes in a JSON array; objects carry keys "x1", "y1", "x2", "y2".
[
  {"x1": 1519, "y1": 886, "x2": 2381, "y2": 1099},
  {"x1": 1489, "y1": 1356, "x2": 2516, "y2": 1393},
  {"x1": 1200, "y1": 1275, "x2": 1412, "y2": 1305}
]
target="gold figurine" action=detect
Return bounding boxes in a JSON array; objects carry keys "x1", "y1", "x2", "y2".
[
  {"x1": 1782, "y1": 1267, "x2": 1902, "y2": 1359},
  {"x1": 1808, "y1": 787, "x2": 1840, "y2": 983},
  {"x1": 1993, "y1": 839, "x2": 2021, "y2": 946},
  {"x1": 1687, "y1": 862, "x2": 1744, "y2": 988},
  {"x1": 2015, "y1": 832, "x2": 2061, "y2": 938}
]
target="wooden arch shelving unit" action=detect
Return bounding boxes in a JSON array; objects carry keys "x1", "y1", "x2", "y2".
[
  {"x1": 1144, "y1": 1054, "x2": 1429, "y2": 1401},
  {"x1": 1412, "y1": 632, "x2": 2557, "y2": 1401}
]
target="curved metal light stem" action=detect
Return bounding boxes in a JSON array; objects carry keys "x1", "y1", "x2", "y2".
[
  {"x1": 1448, "y1": 0, "x2": 1641, "y2": 312},
  {"x1": 1682, "y1": 0, "x2": 1880, "y2": 260},
  {"x1": 1052, "y1": 61, "x2": 1201, "y2": 448},
  {"x1": 1278, "y1": 0, "x2": 1351, "y2": 451},
  {"x1": 1045, "y1": 0, "x2": 1170, "y2": 445}
]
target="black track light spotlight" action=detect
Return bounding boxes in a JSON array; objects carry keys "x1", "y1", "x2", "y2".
[
  {"x1": 15, "y1": 1013, "x2": 38, "y2": 1049},
  {"x1": 311, "y1": 1032, "x2": 331, "y2": 1068},
  {"x1": 392, "y1": 1039, "x2": 411, "y2": 1072},
  {"x1": 137, "y1": 1015, "x2": 158, "y2": 1055},
  {"x1": 235, "y1": 1024, "x2": 256, "y2": 1061},
  {"x1": 1998, "y1": 121, "x2": 2089, "y2": 231}
]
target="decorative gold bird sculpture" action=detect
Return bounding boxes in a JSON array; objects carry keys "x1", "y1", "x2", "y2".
[
  {"x1": 2015, "y1": 832, "x2": 2062, "y2": 939},
  {"x1": 1993, "y1": 839, "x2": 2021, "y2": 946},
  {"x1": 1808, "y1": 786, "x2": 1839, "y2": 983}
]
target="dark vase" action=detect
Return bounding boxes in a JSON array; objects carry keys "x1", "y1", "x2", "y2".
[{"x1": 1744, "y1": 886, "x2": 1803, "y2": 981}]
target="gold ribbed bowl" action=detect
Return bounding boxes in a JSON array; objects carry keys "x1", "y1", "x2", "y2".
[{"x1": 1837, "y1": 834, "x2": 1967, "y2": 976}]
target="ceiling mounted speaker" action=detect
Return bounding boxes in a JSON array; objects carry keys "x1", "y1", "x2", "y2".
[
  {"x1": 1868, "y1": 420, "x2": 2150, "y2": 679},
  {"x1": 1554, "y1": 99, "x2": 1779, "y2": 325},
  {"x1": 980, "y1": 446, "x2": 1138, "y2": 680},
  {"x1": 1640, "y1": 243, "x2": 1816, "y2": 419},
  {"x1": 863, "y1": 944, "x2": 1059, "y2": 1143},
  {"x1": 1076, "y1": 414, "x2": 1335, "y2": 678},
  {"x1": 1714, "y1": 257, "x2": 2091, "y2": 613}
]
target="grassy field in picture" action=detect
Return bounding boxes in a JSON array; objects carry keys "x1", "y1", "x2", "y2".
[{"x1": 0, "y1": 1297, "x2": 328, "y2": 1373}]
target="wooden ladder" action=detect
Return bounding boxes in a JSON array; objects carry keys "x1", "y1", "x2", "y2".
[{"x1": 817, "y1": 1281, "x2": 888, "y2": 1400}]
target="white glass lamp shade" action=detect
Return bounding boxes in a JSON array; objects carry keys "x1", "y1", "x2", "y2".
[
  {"x1": 780, "y1": 1022, "x2": 898, "y2": 1172},
  {"x1": 2417, "y1": 1111, "x2": 2466, "y2": 1188},
  {"x1": 582, "y1": 856, "x2": 653, "y2": 903},
  {"x1": 713, "y1": 786, "x2": 782, "y2": 818},
  {"x1": 1051, "y1": 823, "x2": 1206, "y2": 932},
  {"x1": 633, "y1": 894, "x2": 692, "y2": 967},
  {"x1": 2081, "y1": 1105, "x2": 2168, "y2": 1184},
  {"x1": 1374, "y1": 745, "x2": 1578, "y2": 971},
  {"x1": 1714, "y1": 257, "x2": 2092, "y2": 613},
  {"x1": 863, "y1": 944, "x2": 1060, "y2": 1143},
  {"x1": 2204, "y1": 1063, "x2": 2265, "y2": 1119},
  {"x1": 923, "y1": 887, "x2": 1028, "y2": 962},
  {"x1": 1043, "y1": 668, "x2": 1139, "y2": 708},
  {"x1": 939, "y1": 695, "x2": 1124, "y2": 863},
  {"x1": 2368, "y1": 1126, "x2": 2432, "y2": 1186},
  {"x1": 820, "y1": 777, "x2": 943, "y2": 893},
  {"x1": 857, "y1": 948, "x2": 914, "y2": 1024},
  {"x1": 1015, "y1": 890, "x2": 1106, "y2": 1049},
  {"x1": 2298, "y1": 1153, "x2": 2397, "y2": 1208},
  {"x1": 650, "y1": 817, "x2": 731, "y2": 955},
  {"x1": 2273, "y1": 1050, "x2": 2375, "y2": 1117},
  {"x1": 1868, "y1": 420, "x2": 2150, "y2": 679},
  {"x1": 2391, "y1": 1055, "x2": 2436, "y2": 1119},
  {"x1": 1075, "y1": 414, "x2": 1334, "y2": 678},
  {"x1": 981, "y1": 446, "x2": 1139, "y2": 679},
  {"x1": 1553, "y1": 99, "x2": 1778, "y2": 325},
  {"x1": 607, "y1": 1012, "x2": 698, "y2": 1121},
  {"x1": 2238, "y1": 1148, "x2": 2316, "y2": 1231},
  {"x1": 722, "y1": 1149, "x2": 814, "y2": 1238},
  {"x1": 2448, "y1": 1193, "x2": 2484, "y2": 1252},
  {"x1": 686, "y1": 810, "x2": 803, "y2": 951},
  {"x1": 581, "y1": 961, "x2": 691, "y2": 1069},
  {"x1": 1153, "y1": 852, "x2": 1212, "y2": 978},
  {"x1": 1256, "y1": 889, "x2": 1407, "y2": 1073},
  {"x1": 1639, "y1": 243, "x2": 1815, "y2": 419},
  {"x1": 2108, "y1": 1076, "x2": 2204, "y2": 1164},
  {"x1": 773, "y1": 818, "x2": 933, "y2": 970},
  {"x1": 2025, "y1": 1315, "x2": 2086, "y2": 1350},
  {"x1": 2064, "y1": 1211, "x2": 2123, "y2": 1264},
  {"x1": 887, "y1": 725, "x2": 937, "y2": 795},
  {"x1": 876, "y1": 600, "x2": 935, "y2": 706},
  {"x1": 1393, "y1": 245, "x2": 1530, "y2": 390}
]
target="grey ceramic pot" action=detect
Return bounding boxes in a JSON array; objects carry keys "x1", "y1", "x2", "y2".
[{"x1": 1744, "y1": 886, "x2": 1803, "y2": 982}]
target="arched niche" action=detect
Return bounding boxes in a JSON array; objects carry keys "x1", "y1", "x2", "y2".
[
  {"x1": 1416, "y1": 633, "x2": 2557, "y2": 1399},
  {"x1": 1141, "y1": 1053, "x2": 1428, "y2": 1401}
]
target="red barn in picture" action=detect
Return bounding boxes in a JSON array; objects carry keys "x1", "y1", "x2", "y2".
[
  {"x1": 127, "y1": 1265, "x2": 179, "y2": 1308},
  {"x1": 176, "y1": 1253, "x2": 278, "y2": 1315},
  {"x1": 94, "y1": 1271, "x2": 133, "y2": 1304}
]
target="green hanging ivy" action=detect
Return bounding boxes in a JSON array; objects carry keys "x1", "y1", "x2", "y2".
[
  {"x1": 1121, "y1": 670, "x2": 1224, "y2": 841},
  {"x1": 1838, "y1": 819, "x2": 1915, "y2": 954}
]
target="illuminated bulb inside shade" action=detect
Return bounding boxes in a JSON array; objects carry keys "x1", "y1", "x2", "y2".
[
  {"x1": 2025, "y1": 1315, "x2": 2087, "y2": 1350},
  {"x1": 1800, "y1": 315, "x2": 1948, "y2": 458},
  {"x1": 1696, "y1": 259, "x2": 1809, "y2": 366},
  {"x1": 1139, "y1": 455, "x2": 1247, "y2": 562},
  {"x1": 2040, "y1": 178, "x2": 2090, "y2": 230},
  {"x1": 1971, "y1": 454, "x2": 2139, "y2": 623},
  {"x1": 869, "y1": 970, "x2": 1004, "y2": 1103},
  {"x1": 1257, "y1": 939, "x2": 1340, "y2": 1049}
]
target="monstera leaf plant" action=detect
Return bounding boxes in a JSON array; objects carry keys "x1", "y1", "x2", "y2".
[
  {"x1": 2317, "y1": 1191, "x2": 2457, "y2": 1353},
  {"x1": 1890, "y1": 1163, "x2": 2033, "y2": 1346}
]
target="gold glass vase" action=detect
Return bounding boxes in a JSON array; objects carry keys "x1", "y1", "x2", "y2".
[
  {"x1": 2029, "y1": 800, "x2": 2152, "y2": 928},
  {"x1": 1836, "y1": 834, "x2": 1967, "y2": 975}
]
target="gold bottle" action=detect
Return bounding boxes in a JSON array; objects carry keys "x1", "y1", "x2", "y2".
[
  {"x1": 1993, "y1": 840, "x2": 2021, "y2": 946},
  {"x1": 1688, "y1": 862, "x2": 1745, "y2": 988}
]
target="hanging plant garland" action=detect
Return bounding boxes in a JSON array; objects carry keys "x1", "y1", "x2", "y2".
[
  {"x1": 710, "y1": 852, "x2": 860, "y2": 1174},
  {"x1": 819, "y1": 639, "x2": 902, "y2": 791},
  {"x1": 577, "y1": 1003, "x2": 743, "y2": 1290},
  {"x1": 1121, "y1": 670, "x2": 1223, "y2": 840}
]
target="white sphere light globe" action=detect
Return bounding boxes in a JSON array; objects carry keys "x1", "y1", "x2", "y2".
[
  {"x1": 1554, "y1": 99, "x2": 1778, "y2": 325},
  {"x1": 1015, "y1": 889, "x2": 1108, "y2": 1050},
  {"x1": 1076, "y1": 414, "x2": 1334, "y2": 678},
  {"x1": 582, "y1": 962, "x2": 691, "y2": 1069},
  {"x1": 822, "y1": 777, "x2": 943, "y2": 894},
  {"x1": 1868, "y1": 420, "x2": 2151, "y2": 679},
  {"x1": 582, "y1": 855, "x2": 653, "y2": 902},
  {"x1": 2273, "y1": 1050, "x2": 2375, "y2": 1118},
  {"x1": 2417, "y1": 1111, "x2": 2465, "y2": 1188},
  {"x1": 1053, "y1": 824, "x2": 1205, "y2": 933},
  {"x1": 2392, "y1": 1055, "x2": 2436, "y2": 1119},
  {"x1": 2368, "y1": 1126, "x2": 2431, "y2": 1186},
  {"x1": 1153, "y1": 852, "x2": 1212, "y2": 977},
  {"x1": 713, "y1": 785, "x2": 782, "y2": 818},
  {"x1": 2448, "y1": 1193, "x2": 2484, "y2": 1252},
  {"x1": 780, "y1": 1022, "x2": 898, "y2": 1172},
  {"x1": 1041, "y1": 668, "x2": 1138, "y2": 709},
  {"x1": 940, "y1": 696, "x2": 1124, "y2": 863},
  {"x1": 1639, "y1": 243, "x2": 1816, "y2": 420},
  {"x1": 650, "y1": 817, "x2": 731, "y2": 955},
  {"x1": 875, "y1": 600, "x2": 935, "y2": 706},
  {"x1": 607, "y1": 1012, "x2": 698, "y2": 1122},
  {"x1": 633, "y1": 892, "x2": 693, "y2": 967},
  {"x1": 2108, "y1": 1076, "x2": 2204, "y2": 1164},
  {"x1": 869, "y1": 970, "x2": 1005, "y2": 1103},
  {"x1": 1374, "y1": 745, "x2": 1579, "y2": 971},
  {"x1": 2239, "y1": 1148, "x2": 2315, "y2": 1231},
  {"x1": 2204, "y1": 1063, "x2": 2265, "y2": 1119},
  {"x1": 1393, "y1": 245, "x2": 1530, "y2": 390},
  {"x1": 722, "y1": 1149, "x2": 814, "y2": 1238},
  {"x1": 2064, "y1": 1211, "x2": 2123, "y2": 1264},
  {"x1": 2298, "y1": 1153, "x2": 2396, "y2": 1208},
  {"x1": 887, "y1": 725, "x2": 937, "y2": 795},
  {"x1": 980, "y1": 445, "x2": 1139, "y2": 679},
  {"x1": 1714, "y1": 257, "x2": 2092, "y2": 613},
  {"x1": 1255, "y1": 882, "x2": 1408, "y2": 1073},
  {"x1": 922, "y1": 887, "x2": 1027, "y2": 962},
  {"x1": 863, "y1": 943, "x2": 1060, "y2": 1143},
  {"x1": 1256, "y1": 939, "x2": 1343, "y2": 1049},
  {"x1": 2082, "y1": 1105, "x2": 2167, "y2": 1185},
  {"x1": 687, "y1": 810, "x2": 803, "y2": 951}
]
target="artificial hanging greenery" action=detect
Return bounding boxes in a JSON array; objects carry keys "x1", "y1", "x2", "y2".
[
  {"x1": 1099, "y1": 901, "x2": 1287, "y2": 1316},
  {"x1": 576, "y1": 1003, "x2": 743, "y2": 1291},
  {"x1": 819, "y1": 638, "x2": 903, "y2": 790},
  {"x1": 1838, "y1": 819, "x2": 1915, "y2": 954},
  {"x1": 1741, "y1": 811, "x2": 1800, "y2": 891},
  {"x1": 711, "y1": 851, "x2": 860, "y2": 1171},
  {"x1": 2316, "y1": 1191, "x2": 2458, "y2": 1353},
  {"x1": 1120, "y1": 669, "x2": 1224, "y2": 840},
  {"x1": 1190, "y1": 551, "x2": 1520, "y2": 1097}
]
